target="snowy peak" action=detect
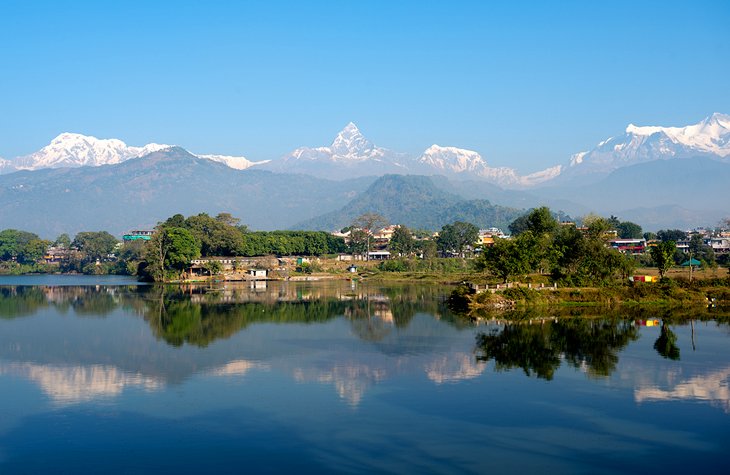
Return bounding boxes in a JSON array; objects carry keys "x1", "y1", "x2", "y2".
[
  {"x1": 417, "y1": 144, "x2": 561, "y2": 187},
  {"x1": 329, "y1": 122, "x2": 377, "y2": 159},
  {"x1": 418, "y1": 145, "x2": 486, "y2": 173},
  {"x1": 195, "y1": 153, "x2": 267, "y2": 170},
  {"x1": 571, "y1": 113, "x2": 730, "y2": 176},
  {"x1": 2, "y1": 133, "x2": 266, "y2": 173},
  {"x1": 13, "y1": 133, "x2": 171, "y2": 170}
]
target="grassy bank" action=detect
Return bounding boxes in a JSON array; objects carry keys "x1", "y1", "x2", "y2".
[{"x1": 463, "y1": 277, "x2": 730, "y2": 312}]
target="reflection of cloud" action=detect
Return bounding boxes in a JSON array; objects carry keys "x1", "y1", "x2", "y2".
[
  {"x1": 208, "y1": 359, "x2": 269, "y2": 377},
  {"x1": 293, "y1": 364, "x2": 386, "y2": 407},
  {"x1": 425, "y1": 353, "x2": 485, "y2": 384},
  {"x1": 635, "y1": 367, "x2": 730, "y2": 413},
  {"x1": 0, "y1": 362, "x2": 162, "y2": 405}
]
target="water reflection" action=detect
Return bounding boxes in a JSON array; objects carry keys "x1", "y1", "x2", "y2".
[
  {"x1": 0, "y1": 362, "x2": 161, "y2": 405},
  {"x1": 1, "y1": 282, "x2": 730, "y2": 411},
  {"x1": 635, "y1": 366, "x2": 730, "y2": 413},
  {"x1": 475, "y1": 320, "x2": 640, "y2": 380}
]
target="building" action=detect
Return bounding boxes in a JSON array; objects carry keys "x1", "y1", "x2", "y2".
[
  {"x1": 610, "y1": 239, "x2": 647, "y2": 254},
  {"x1": 123, "y1": 230, "x2": 154, "y2": 241}
]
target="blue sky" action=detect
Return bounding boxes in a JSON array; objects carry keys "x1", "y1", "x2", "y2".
[{"x1": 1, "y1": 0, "x2": 728, "y2": 171}]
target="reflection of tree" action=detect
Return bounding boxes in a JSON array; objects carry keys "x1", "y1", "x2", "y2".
[
  {"x1": 654, "y1": 322, "x2": 680, "y2": 360},
  {"x1": 475, "y1": 319, "x2": 639, "y2": 380},
  {"x1": 0, "y1": 287, "x2": 48, "y2": 318}
]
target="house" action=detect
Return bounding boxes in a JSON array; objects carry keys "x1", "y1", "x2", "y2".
[
  {"x1": 367, "y1": 251, "x2": 391, "y2": 260},
  {"x1": 248, "y1": 269, "x2": 268, "y2": 278},
  {"x1": 610, "y1": 239, "x2": 647, "y2": 254},
  {"x1": 122, "y1": 230, "x2": 154, "y2": 241}
]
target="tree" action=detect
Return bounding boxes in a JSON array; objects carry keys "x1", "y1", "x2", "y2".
[
  {"x1": 654, "y1": 322, "x2": 680, "y2": 360},
  {"x1": 437, "y1": 221, "x2": 479, "y2": 257},
  {"x1": 144, "y1": 227, "x2": 200, "y2": 281},
  {"x1": 0, "y1": 229, "x2": 41, "y2": 261},
  {"x1": 477, "y1": 237, "x2": 531, "y2": 283},
  {"x1": 509, "y1": 207, "x2": 558, "y2": 236},
  {"x1": 389, "y1": 225, "x2": 414, "y2": 256},
  {"x1": 650, "y1": 241, "x2": 676, "y2": 278},
  {"x1": 351, "y1": 213, "x2": 388, "y2": 258},
  {"x1": 18, "y1": 238, "x2": 51, "y2": 265},
  {"x1": 54, "y1": 233, "x2": 71, "y2": 248},
  {"x1": 183, "y1": 213, "x2": 244, "y2": 256},
  {"x1": 688, "y1": 234, "x2": 716, "y2": 267},
  {"x1": 215, "y1": 212, "x2": 241, "y2": 227},
  {"x1": 72, "y1": 231, "x2": 119, "y2": 263},
  {"x1": 583, "y1": 214, "x2": 612, "y2": 240},
  {"x1": 617, "y1": 221, "x2": 643, "y2": 239},
  {"x1": 657, "y1": 229, "x2": 687, "y2": 242},
  {"x1": 348, "y1": 229, "x2": 370, "y2": 255}
]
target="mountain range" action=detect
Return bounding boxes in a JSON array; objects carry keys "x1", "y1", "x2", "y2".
[
  {"x1": 2, "y1": 113, "x2": 728, "y2": 188},
  {"x1": 0, "y1": 113, "x2": 728, "y2": 236}
]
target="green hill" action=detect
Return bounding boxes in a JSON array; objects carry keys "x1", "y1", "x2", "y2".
[{"x1": 294, "y1": 175, "x2": 524, "y2": 231}]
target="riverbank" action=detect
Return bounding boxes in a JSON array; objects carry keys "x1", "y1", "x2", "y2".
[{"x1": 460, "y1": 278, "x2": 730, "y2": 312}]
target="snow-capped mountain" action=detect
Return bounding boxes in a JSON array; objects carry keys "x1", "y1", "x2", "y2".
[
  {"x1": 567, "y1": 112, "x2": 730, "y2": 176},
  {"x1": 1, "y1": 133, "x2": 263, "y2": 174},
  {"x1": 259, "y1": 122, "x2": 410, "y2": 179},
  {"x1": 12, "y1": 133, "x2": 171, "y2": 171},
  {"x1": 194, "y1": 153, "x2": 266, "y2": 170},
  {"x1": 417, "y1": 144, "x2": 562, "y2": 187},
  {"x1": 262, "y1": 123, "x2": 558, "y2": 186}
]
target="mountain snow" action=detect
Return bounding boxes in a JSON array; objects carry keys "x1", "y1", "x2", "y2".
[
  {"x1": 2, "y1": 113, "x2": 726, "y2": 187},
  {"x1": 194, "y1": 153, "x2": 267, "y2": 170},
  {"x1": 2, "y1": 133, "x2": 264, "y2": 173},
  {"x1": 12, "y1": 133, "x2": 171, "y2": 170},
  {"x1": 417, "y1": 144, "x2": 562, "y2": 187},
  {"x1": 284, "y1": 122, "x2": 404, "y2": 164},
  {"x1": 568, "y1": 113, "x2": 730, "y2": 175}
]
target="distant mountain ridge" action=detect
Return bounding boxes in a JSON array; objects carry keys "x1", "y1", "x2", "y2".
[
  {"x1": 294, "y1": 175, "x2": 525, "y2": 231},
  {"x1": 562, "y1": 112, "x2": 730, "y2": 181},
  {"x1": 2, "y1": 113, "x2": 728, "y2": 188},
  {"x1": 0, "y1": 147, "x2": 374, "y2": 237},
  {"x1": 1, "y1": 132, "x2": 266, "y2": 174}
]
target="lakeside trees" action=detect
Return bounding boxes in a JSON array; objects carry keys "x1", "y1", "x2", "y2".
[{"x1": 477, "y1": 208, "x2": 635, "y2": 286}]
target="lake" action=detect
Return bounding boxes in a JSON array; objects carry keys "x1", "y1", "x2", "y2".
[{"x1": 0, "y1": 276, "x2": 728, "y2": 474}]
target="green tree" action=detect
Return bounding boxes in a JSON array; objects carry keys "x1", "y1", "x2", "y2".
[
  {"x1": 389, "y1": 225, "x2": 414, "y2": 256},
  {"x1": 650, "y1": 241, "x2": 676, "y2": 278},
  {"x1": 72, "y1": 231, "x2": 119, "y2": 263},
  {"x1": 477, "y1": 237, "x2": 531, "y2": 283},
  {"x1": 351, "y1": 213, "x2": 389, "y2": 258},
  {"x1": 0, "y1": 229, "x2": 41, "y2": 261},
  {"x1": 508, "y1": 207, "x2": 558, "y2": 236},
  {"x1": 18, "y1": 238, "x2": 51, "y2": 265},
  {"x1": 437, "y1": 221, "x2": 479, "y2": 257},
  {"x1": 654, "y1": 322, "x2": 680, "y2": 360},
  {"x1": 657, "y1": 229, "x2": 687, "y2": 242},
  {"x1": 617, "y1": 221, "x2": 643, "y2": 239},
  {"x1": 54, "y1": 233, "x2": 71, "y2": 248},
  {"x1": 348, "y1": 229, "x2": 370, "y2": 255},
  {"x1": 144, "y1": 227, "x2": 200, "y2": 281}
]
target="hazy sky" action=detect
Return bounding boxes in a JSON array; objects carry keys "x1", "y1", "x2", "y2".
[{"x1": 1, "y1": 0, "x2": 728, "y2": 171}]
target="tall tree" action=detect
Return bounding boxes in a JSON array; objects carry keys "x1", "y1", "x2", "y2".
[
  {"x1": 351, "y1": 213, "x2": 388, "y2": 258},
  {"x1": 477, "y1": 237, "x2": 531, "y2": 283},
  {"x1": 616, "y1": 221, "x2": 643, "y2": 239},
  {"x1": 71, "y1": 231, "x2": 119, "y2": 263},
  {"x1": 657, "y1": 229, "x2": 687, "y2": 242},
  {"x1": 437, "y1": 221, "x2": 479, "y2": 257},
  {"x1": 650, "y1": 241, "x2": 676, "y2": 278},
  {"x1": 389, "y1": 225, "x2": 414, "y2": 256},
  {"x1": 144, "y1": 227, "x2": 200, "y2": 281}
]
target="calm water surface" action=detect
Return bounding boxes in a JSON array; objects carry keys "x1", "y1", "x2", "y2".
[{"x1": 0, "y1": 276, "x2": 728, "y2": 474}]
